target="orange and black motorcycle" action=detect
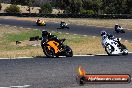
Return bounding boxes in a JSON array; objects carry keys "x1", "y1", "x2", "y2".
[{"x1": 41, "y1": 38, "x2": 73, "y2": 58}]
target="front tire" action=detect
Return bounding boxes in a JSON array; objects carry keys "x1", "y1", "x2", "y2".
[
  {"x1": 105, "y1": 44, "x2": 114, "y2": 55},
  {"x1": 64, "y1": 46, "x2": 73, "y2": 57},
  {"x1": 43, "y1": 46, "x2": 56, "y2": 58},
  {"x1": 79, "y1": 77, "x2": 86, "y2": 86}
]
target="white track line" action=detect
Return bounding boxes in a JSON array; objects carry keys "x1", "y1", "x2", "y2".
[
  {"x1": 13, "y1": 26, "x2": 17, "y2": 27},
  {"x1": 33, "y1": 29, "x2": 38, "y2": 30},
  {"x1": 74, "y1": 34, "x2": 77, "y2": 35},
  {"x1": 66, "y1": 33, "x2": 69, "y2": 34},
  {"x1": 19, "y1": 27, "x2": 23, "y2": 28},
  {"x1": 10, "y1": 85, "x2": 30, "y2": 88},
  {"x1": 26, "y1": 28, "x2": 31, "y2": 29},
  {"x1": 83, "y1": 35, "x2": 88, "y2": 37},
  {"x1": 5, "y1": 25, "x2": 10, "y2": 27},
  {"x1": 51, "y1": 31, "x2": 55, "y2": 32},
  {"x1": 0, "y1": 57, "x2": 33, "y2": 60},
  {"x1": 0, "y1": 58, "x2": 11, "y2": 59},
  {"x1": 95, "y1": 54, "x2": 108, "y2": 55},
  {"x1": 58, "y1": 32, "x2": 62, "y2": 34},
  {"x1": 0, "y1": 85, "x2": 30, "y2": 88},
  {"x1": 15, "y1": 57, "x2": 33, "y2": 59},
  {"x1": 0, "y1": 52, "x2": 132, "y2": 59},
  {"x1": 74, "y1": 55, "x2": 94, "y2": 56}
]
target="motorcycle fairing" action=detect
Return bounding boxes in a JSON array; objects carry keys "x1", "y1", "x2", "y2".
[
  {"x1": 36, "y1": 20, "x2": 46, "y2": 26},
  {"x1": 47, "y1": 40, "x2": 60, "y2": 54},
  {"x1": 103, "y1": 37, "x2": 122, "y2": 55}
]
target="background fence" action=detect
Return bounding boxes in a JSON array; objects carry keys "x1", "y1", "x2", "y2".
[{"x1": 0, "y1": 13, "x2": 132, "y2": 19}]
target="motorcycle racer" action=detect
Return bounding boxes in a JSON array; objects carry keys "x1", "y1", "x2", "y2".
[
  {"x1": 100, "y1": 31, "x2": 128, "y2": 55},
  {"x1": 114, "y1": 24, "x2": 125, "y2": 33},
  {"x1": 101, "y1": 31, "x2": 114, "y2": 47},
  {"x1": 40, "y1": 30, "x2": 73, "y2": 58},
  {"x1": 36, "y1": 18, "x2": 41, "y2": 24},
  {"x1": 59, "y1": 21, "x2": 69, "y2": 29},
  {"x1": 41, "y1": 30, "x2": 62, "y2": 49},
  {"x1": 36, "y1": 18, "x2": 46, "y2": 26}
]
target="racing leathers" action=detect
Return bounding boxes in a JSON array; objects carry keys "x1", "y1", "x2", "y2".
[
  {"x1": 115, "y1": 25, "x2": 123, "y2": 32},
  {"x1": 101, "y1": 34, "x2": 115, "y2": 48},
  {"x1": 101, "y1": 34, "x2": 121, "y2": 48},
  {"x1": 41, "y1": 33, "x2": 62, "y2": 49}
]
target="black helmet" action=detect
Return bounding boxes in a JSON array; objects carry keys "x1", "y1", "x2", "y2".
[
  {"x1": 101, "y1": 31, "x2": 107, "y2": 36},
  {"x1": 42, "y1": 30, "x2": 49, "y2": 36}
]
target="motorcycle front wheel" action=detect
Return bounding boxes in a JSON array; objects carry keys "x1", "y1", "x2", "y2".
[
  {"x1": 105, "y1": 44, "x2": 114, "y2": 55},
  {"x1": 64, "y1": 46, "x2": 73, "y2": 57},
  {"x1": 43, "y1": 46, "x2": 56, "y2": 58}
]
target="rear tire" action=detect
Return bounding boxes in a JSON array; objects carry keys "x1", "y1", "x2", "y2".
[
  {"x1": 66, "y1": 26, "x2": 70, "y2": 29},
  {"x1": 115, "y1": 30, "x2": 119, "y2": 33},
  {"x1": 121, "y1": 44, "x2": 128, "y2": 55},
  {"x1": 121, "y1": 30, "x2": 125, "y2": 33}
]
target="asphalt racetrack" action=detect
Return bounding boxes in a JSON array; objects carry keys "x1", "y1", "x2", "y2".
[
  {"x1": 0, "y1": 55, "x2": 132, "y2": 88},
  {"x1": 0, "y1": 18, "x2": 132, "y2": 88},
  {"x1": 0, "y1": 18, "x2": 132, "y2": 40}
]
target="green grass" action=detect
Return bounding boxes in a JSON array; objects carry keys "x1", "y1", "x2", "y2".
[
  {"x1": 0, "y1": 27, "x2": 42, "y2": 51},
  {"x1": 0, "y1": 44, "x2": 37, "y2": 51},
  {"x1": 0, "y1": 25, "x2": 132, "y2": 58},
  {"x1": 5, "y1": 29, "x2": 41, "y2": 42}
]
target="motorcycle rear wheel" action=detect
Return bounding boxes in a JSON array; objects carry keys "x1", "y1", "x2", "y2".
[
  {"x1": 121, "y1": 44, "x2": 128, "y2": 55},
  {"x1": 121, "y1": 30, "x2": 125, "y2": 33},
  {"x1": 66, "y1": 26, "x2": 70, "y2": 29}
]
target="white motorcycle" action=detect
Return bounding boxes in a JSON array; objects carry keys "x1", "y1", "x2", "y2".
[{"x1": 102, "y1": 36, "x2": 128, "y2": 55}]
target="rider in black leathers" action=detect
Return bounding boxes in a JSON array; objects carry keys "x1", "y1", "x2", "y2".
[
  {"x1": 60, "y1": 21, "x2": 66, "y2": 27},
  {"x1": 41, "y1": 30, "x2": 63, "y2": 49}
]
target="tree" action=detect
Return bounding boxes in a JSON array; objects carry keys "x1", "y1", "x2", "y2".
[
  {"x1": 0, "y1": 3, "x2": 2, "y2": 10},
  {"x1": 40, "y1": 3, "x2": 52, "y2": 13},
  {"x1": 23, "y1": 0, "x2": 35, "y2": 14},
  {"x1": 82, "y1": 0, "x2": 102, "y2": 14},
  {"x1": 59, "y1": 0, "x2": 83, "y2": 13},
  {"x1": 0, "y1": 0, "x2": 4, "y2": 3},
  {"x1": 126, "y1": 0, "x2": 132, "y2": 14},
  {"x1": 102, "y1": 0, "x2": 128, "y2": 14},
  {"x1": 11, "y1": 0, "x2": 35, "y2": 13},
  {"x1": 11, "y1": 0, "x2": 26, "y2": 5},
  {"x1": 4, "y1": 4, "x2": 21, "y2": 13}
]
